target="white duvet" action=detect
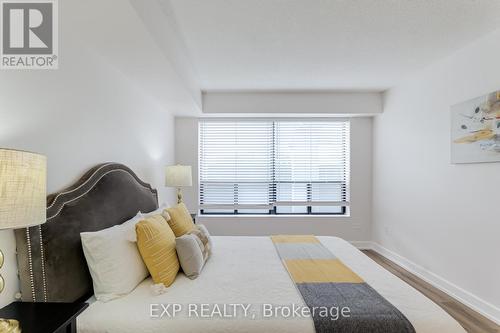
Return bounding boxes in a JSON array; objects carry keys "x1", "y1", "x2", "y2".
[{"x1": 78, "y1": 236, "x2": 465, "y2": 333}]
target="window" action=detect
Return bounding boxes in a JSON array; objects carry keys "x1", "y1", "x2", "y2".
[{"x1": 199, "y1": 119, "x2": 350, "y2": 215}]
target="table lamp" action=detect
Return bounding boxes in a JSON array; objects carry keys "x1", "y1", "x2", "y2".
[
  {"x1": 165, "y1": 165, "x2": 192, "y2": 204},
  {"x1": 0, "y1": 149, "x2": 47, "y2": 332}
]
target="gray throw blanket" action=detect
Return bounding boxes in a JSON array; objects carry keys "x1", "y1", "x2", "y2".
[{"x1": 271, "y1": 235, "x2": 416, "y2": 333}]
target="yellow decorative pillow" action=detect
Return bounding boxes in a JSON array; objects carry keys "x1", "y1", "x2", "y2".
[
  {"x1": 165, "y1": 203, "x2": 195, "y2": 237},
  {"x1": 136, "y1": 215, "x2": 179, "y2": 287}
]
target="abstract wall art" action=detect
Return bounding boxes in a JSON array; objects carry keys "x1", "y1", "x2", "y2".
[{"x1": 451, "y1": 90, "x2": 500, "y2": 163}]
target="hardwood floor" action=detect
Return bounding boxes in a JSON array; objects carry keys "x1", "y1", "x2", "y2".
[{"x1": 362, "y1": 250, "x2": 499, "y2": 333}]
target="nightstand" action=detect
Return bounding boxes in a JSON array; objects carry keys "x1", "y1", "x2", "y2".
[{"x1": 0, "y1": 301, "x2": 88, "y2": 333}]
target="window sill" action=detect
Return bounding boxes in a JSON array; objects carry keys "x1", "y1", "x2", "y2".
[{"x1": 197, "y1": 214, "x2": 351, "y2": 219}]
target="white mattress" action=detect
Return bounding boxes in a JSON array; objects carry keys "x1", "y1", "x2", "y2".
[{"x1": 77, "y1": 236, "x2": 465, "y2": 333}]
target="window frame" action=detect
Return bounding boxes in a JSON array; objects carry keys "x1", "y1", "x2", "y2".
[{"x1": 198, "y1": 118, "x2": 350, "y2": 216}]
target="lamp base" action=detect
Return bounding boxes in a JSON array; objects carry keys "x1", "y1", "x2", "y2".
[
  {"x1": 176, "y1": 188, "x2": 183, "y2": 204},
  {"x1": 0, "y1": 319, "x2": 21, "y2": 333}
]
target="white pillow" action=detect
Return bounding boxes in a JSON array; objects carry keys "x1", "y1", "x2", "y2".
[
  {"x1": 125, "y1": 203, "x2": 170, "y2": 242},
  {"x1": 81, "y1": 214, "x2": 148, "y2": 302},
  {"x1": 122, "y1": 212, "x2": 146, "y2": 242}
]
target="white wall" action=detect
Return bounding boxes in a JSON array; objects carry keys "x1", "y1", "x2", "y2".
[
  {"x1": 175, "y1": 116, "x2": 373, "y2": 241},
  {"x1": 203, "y1": 91, "x2": 382, "y2": 115},
  {"x1": 373, "y1": 28, "x2": 500, "y2": 322},
  {"x1": 129, "y1": 0, "x2": 202, "y2": 110},
  {"x1": 0, "y1": 0, "x2": 201, "y2": 307},
  {"x1": 0, "y1": 54, "x2": 176, "y2": 308}
]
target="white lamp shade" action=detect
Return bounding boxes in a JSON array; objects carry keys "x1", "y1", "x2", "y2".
[
  {"x1": 165, "y1": 165, "x2": 192, "y2": 187},
  {"x1": 0, "y1": 149, "x2": 47, "y2": 230}
]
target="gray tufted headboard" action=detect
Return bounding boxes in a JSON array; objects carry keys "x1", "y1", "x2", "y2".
[{"x1": 14, "y1": 163, "x2": 158, "y2": 303}]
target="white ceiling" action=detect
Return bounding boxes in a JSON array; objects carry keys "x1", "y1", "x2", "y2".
[{"x1": 168, "y1": 0, "x2": 500, "y2": 92}]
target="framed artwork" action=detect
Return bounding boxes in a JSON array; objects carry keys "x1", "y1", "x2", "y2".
[{"x1": 451, "y1": 90, "x2": 500, "y2": 163}]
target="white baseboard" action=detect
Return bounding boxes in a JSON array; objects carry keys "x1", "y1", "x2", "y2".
[{"x1": 365, "y1": 242, "x2": 500, "y2": 325}]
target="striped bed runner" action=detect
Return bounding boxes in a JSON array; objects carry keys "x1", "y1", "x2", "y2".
[{"x1": 271, "y1": 235, "x2": 415, "y2": 333}]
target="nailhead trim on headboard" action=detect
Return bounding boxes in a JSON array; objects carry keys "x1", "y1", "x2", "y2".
[{"x1": 15, "y1": 163, "x2": 159, "y2": 303}]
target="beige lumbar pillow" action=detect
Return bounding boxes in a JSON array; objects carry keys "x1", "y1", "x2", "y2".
[
  {"x1": 196, "y1": 224, "x2": 213, "y2": 250},
  {"x1": 175, "y1": 225, "x2": 212, "y2": 279},
  {"x1": 136, "y1": 215, "x2": 179, "y2": 287}
]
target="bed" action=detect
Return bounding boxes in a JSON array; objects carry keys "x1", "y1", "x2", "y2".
[{"x1": 15, "y1": 163, "x2": 466, "y2": 333}]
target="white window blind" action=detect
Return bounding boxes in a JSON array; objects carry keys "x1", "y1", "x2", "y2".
[{"x1": 199, "y1": 119, "x2": 350, "y2": 215}]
